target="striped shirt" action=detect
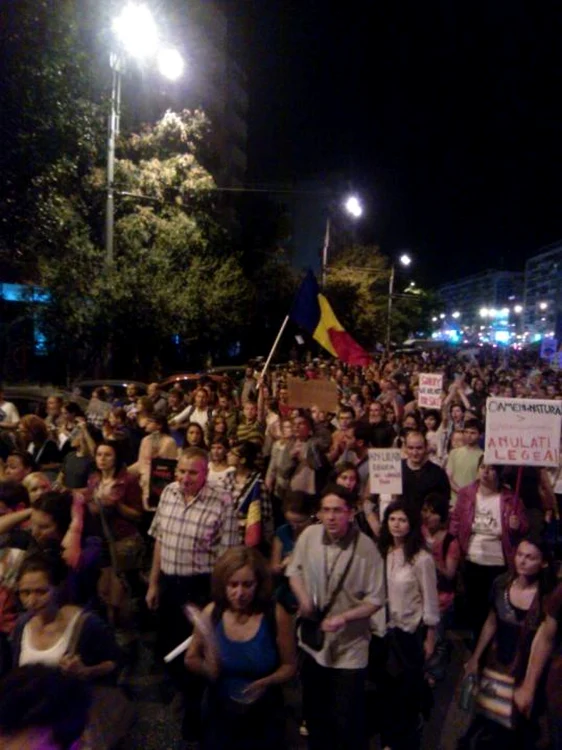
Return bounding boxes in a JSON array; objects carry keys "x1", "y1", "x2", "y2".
[{"x1": 148, "y1": 481, "x2": 240, "y2": 576}]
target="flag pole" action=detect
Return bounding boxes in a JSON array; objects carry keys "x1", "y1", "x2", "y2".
[{"x1": 258, "y1": 315, "x2": 290, "y2": 384}]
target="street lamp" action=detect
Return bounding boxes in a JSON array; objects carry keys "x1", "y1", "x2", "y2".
[
  {"x1": 106, "y1": 3, "x2": 184, "y2": 263},
  {"x1": 386, "y1": 253, "x2": 412, "y2": 352},
  {"x1": 513, "y1": 305, "x2": 523, "y2": 314},
  {"x1": 539, "y1": 301, "x2": 548, "y2": 311},
  {"x1": 452, "y1": 311, "x2": 461, "y2": 319},
  {"x1": 321, "y1": 194, "x2": 363, "y2": 287}
]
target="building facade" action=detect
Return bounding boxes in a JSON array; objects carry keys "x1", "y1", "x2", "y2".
[
  {"x1": 437, "y1": 270, "x2": 524, "y2": 329},
  {"x1": 523, "y1": 242, "x2": 562, "y2": 341},
  {"x1": 172, "y1": 0, "x2": 249, "y2": 188}
]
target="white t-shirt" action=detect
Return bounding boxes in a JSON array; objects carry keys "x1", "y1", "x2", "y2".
[
  {"x1": 0, "y1": 400, "x2": 20, "y2": 426},
  {"x1": 467, "y1": 491, "x2": 504, "y2": 566},
  {"x1": 207, "y1": 465, "x2": 234, "y2": 489}
]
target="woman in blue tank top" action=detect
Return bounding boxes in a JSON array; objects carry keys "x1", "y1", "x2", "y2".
[{"x1": 186, "y1": 546, "x2": 297, "y2": 750}]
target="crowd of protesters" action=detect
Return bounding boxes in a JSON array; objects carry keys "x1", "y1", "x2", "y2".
[{"x1": 0, "y1": 347, "x2": 560, "y2": 750}]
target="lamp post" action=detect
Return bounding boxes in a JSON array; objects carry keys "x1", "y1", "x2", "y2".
[
  {"x1": 386, "y1": 253, "x2": 411, "y2": 353},
  {"x1": 321, "y1": 194, "x2": 363, "y2": 288},
  {"x1": 105, "y1": 3, "x2": 184, "y2": 264}
]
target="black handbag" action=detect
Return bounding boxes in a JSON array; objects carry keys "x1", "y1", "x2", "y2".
[{"x1": 299, "y1": 534, "x2": 358, "y2": 652}]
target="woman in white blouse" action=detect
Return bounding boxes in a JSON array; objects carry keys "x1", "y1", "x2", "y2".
[{"x1": 377, "y1": 499, "x2": 440, "y2": 750}]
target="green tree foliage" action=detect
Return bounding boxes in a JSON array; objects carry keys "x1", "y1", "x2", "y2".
[
  {"x1": 0, "y1": 0, "x2": 104, "y2": 265},
  {"x1": 325, "y1": 245, "x2": 435, "y2": 347},
  {"x1": 36, "y1": 110, "x2": 253, "y2": 377}
]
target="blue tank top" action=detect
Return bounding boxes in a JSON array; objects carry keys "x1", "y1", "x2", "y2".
[{"x1": 215, "y1": 613, "x2": 278, "y2": 700}]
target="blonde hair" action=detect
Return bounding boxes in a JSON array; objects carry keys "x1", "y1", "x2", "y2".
[{"x1": 22, "y1": 472, "x2": 51, "y2": 503}]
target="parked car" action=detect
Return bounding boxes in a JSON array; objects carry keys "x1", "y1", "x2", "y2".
[
  {"x1": 159, "y1": 373, "x2": 225, "y2": 393},
  {"x1": 3, "y1": 385, "x2": 89, "y2": 419},
  {"x1": 71, "y1": 380, "x2": 148, "y2": 402}
]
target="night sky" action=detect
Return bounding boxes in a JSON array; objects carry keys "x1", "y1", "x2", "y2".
[{"x1": 240, "y1": 0, "x2": 562, "y2": 285}]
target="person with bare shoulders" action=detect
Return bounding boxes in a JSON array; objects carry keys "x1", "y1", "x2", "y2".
[{"x1": 186, "y1": 546, "x2": 296, "y2": 749}]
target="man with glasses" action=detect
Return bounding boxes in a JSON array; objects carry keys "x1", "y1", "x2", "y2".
[{"x1": 288, "y1": 485, "x2": 383, "y2": 750}]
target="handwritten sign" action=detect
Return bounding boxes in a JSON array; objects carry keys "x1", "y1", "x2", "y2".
[
  {"x1": 484, "y1": 397, "x2": 562, "y2": 467},
  {"x1": 418, "y1": 373, "x2": 443, "y2": 409},
  {"x1": 287, "y1": 376, "x2": 339, "y2": 414},
  {"x1": 368, "y1": 448, "x2": 403, "y2": 495},
  {"x1": 149, "y1": 457, "x2": 177, "y2": 509}
]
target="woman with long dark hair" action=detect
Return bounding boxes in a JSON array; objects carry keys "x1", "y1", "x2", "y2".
[
  {"x1": 377, "y1": 499, "x2": 440, "y2": 750},
  {"x1": 461, "y1": 536, "x2": 556, "y2": 749},
  {"x1": 17, "y1": 415, "x2": 61, "y2": 478},
  {"x1": 84, "y1": 441, "x2": 143, "y2": 629}
]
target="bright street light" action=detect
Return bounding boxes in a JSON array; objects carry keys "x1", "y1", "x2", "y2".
[
  {"x1": 452, "y1": 311, "x2": 460, "y2": 319},
  {"x1": 539, "y1": 301, "x2": 548, "y2": 310},
  {"x1": 513, "y1": 305, "x2": 523, "y2": 314},
  {"x1": 431, "y1": 317, "x2": 438, "y2": 322},
  {"x1": 157, "y1": 48, "x2": 185, "y2": 80},
  {"x1": 387, "y1": 252, "x2": 413, "y2": 351},
  {"x1": 439, "y1": 313, "x2": 445, "y2": 320},
  {"x1": 106, "y1": 4, "x2": 184, "y2": 263},
  {"x1": 344, "y1": 195, "x2": 363, "y2": 218},
  {"x1": 479, "y1": 307, "x2": 488, "y2": 318},
  {"x1": 112, "y1": 3, "x2": 159, "y2": 59}
]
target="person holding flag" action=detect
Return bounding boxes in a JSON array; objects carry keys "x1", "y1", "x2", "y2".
[{"x1": 226, "y1": 441, "x2": 273, "y2": 553}]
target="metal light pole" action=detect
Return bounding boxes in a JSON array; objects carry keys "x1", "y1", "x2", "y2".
[
  {"x1": 105, "y1": 3, "x2": 184, "y2": 265},
  {"x1": 386, "y1": 263, "x2": 395, "y2": 353},
  {"x1": 105, "y1": 54, "x2": 122, "y2": 265},
  {"x1": 386, "y1": 253, "x2": 412, "y2": 353},
  {"x1": 321, "y1": 195, "x2": 363, "y2": 289}
]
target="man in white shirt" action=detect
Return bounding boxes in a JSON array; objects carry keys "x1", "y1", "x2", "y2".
[
  {"x1": 0, "y1": 387, "x2": 20, "y2": 430},
  {"x1": 288, "y1": 485, "x2": 383, "y2": 750}
]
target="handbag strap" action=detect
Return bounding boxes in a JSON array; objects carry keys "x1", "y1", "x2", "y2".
[{"x1": 321, "y1": 532, "x2": 359, "y2": 619}]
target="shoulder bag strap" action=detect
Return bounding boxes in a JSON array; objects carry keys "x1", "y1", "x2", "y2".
[{"x1": 321, "y1": 532, "x2": 359, "y2": 619}]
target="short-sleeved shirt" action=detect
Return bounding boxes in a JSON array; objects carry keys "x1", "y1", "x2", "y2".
[
  {"x1": 447, "y1": 446, "x2": 483, "y2": 502},
  {"x1": 287, "y1": 524, "x2": 384, "y2": 669},
  {"x1": 149, "y1": 481, "x2": 239, "y2": 577},
  {"x1": 0, "y1": 401, "x2": 19, "y2": 426}
]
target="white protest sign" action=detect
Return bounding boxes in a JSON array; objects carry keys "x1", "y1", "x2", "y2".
[
  {"x1": 484, "y1": 397, "x2": 562, "y2": 467},
  {"x1": 418, "y1": 373, "x2": 443, "y2": 409},
  {"x1": 368, "y1": 448, "x2": 403, "y2": 495}
]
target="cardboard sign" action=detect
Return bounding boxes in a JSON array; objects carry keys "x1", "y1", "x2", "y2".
[
  {"x1": 287, "y1": 376, "x2": 339, "y2": 414},
  {"x1": 148, "y1": 457, "x2": 177, "y2": 509},
  {"x1": 484, "y1": 397, "x2": 562, "y2": 467},
  {"x1": 418, "y1": 373, "x2": 443, "y2": 409},
  {"x1": 368, "y1": 448, "x2": 403, "y2": 495}
]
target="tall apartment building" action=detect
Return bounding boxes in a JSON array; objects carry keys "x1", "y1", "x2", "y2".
[
  {"x1": 437, "y1": 270, "x2": 524, "y2": 327},
  {"x1": 163, "y1": 0, "x2": 249, "y2": 187},
  {"x1": 523, "y1": 242, "x2": 562, "y2": 339}
]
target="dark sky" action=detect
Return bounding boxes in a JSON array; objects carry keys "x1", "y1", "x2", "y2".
[{"x1": 239, "y1": 0, "x2": 562, "y2": 285}]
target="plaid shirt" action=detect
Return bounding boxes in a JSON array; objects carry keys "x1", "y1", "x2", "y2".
[{"x1": 149, "y1": 481, "x2": 239, "y2": 576}]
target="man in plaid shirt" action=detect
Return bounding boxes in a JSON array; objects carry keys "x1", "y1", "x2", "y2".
[{"x1": 146, "y1": 446, "x2": 239, "y2": 742}]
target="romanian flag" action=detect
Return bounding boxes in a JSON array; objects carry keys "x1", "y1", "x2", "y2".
[
  {"x1": 290, "y1": 270, "x2": 371, "y2": 366},
  {"x1": 237, "y1": 477, "x2": 262, "y2": 547}
]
